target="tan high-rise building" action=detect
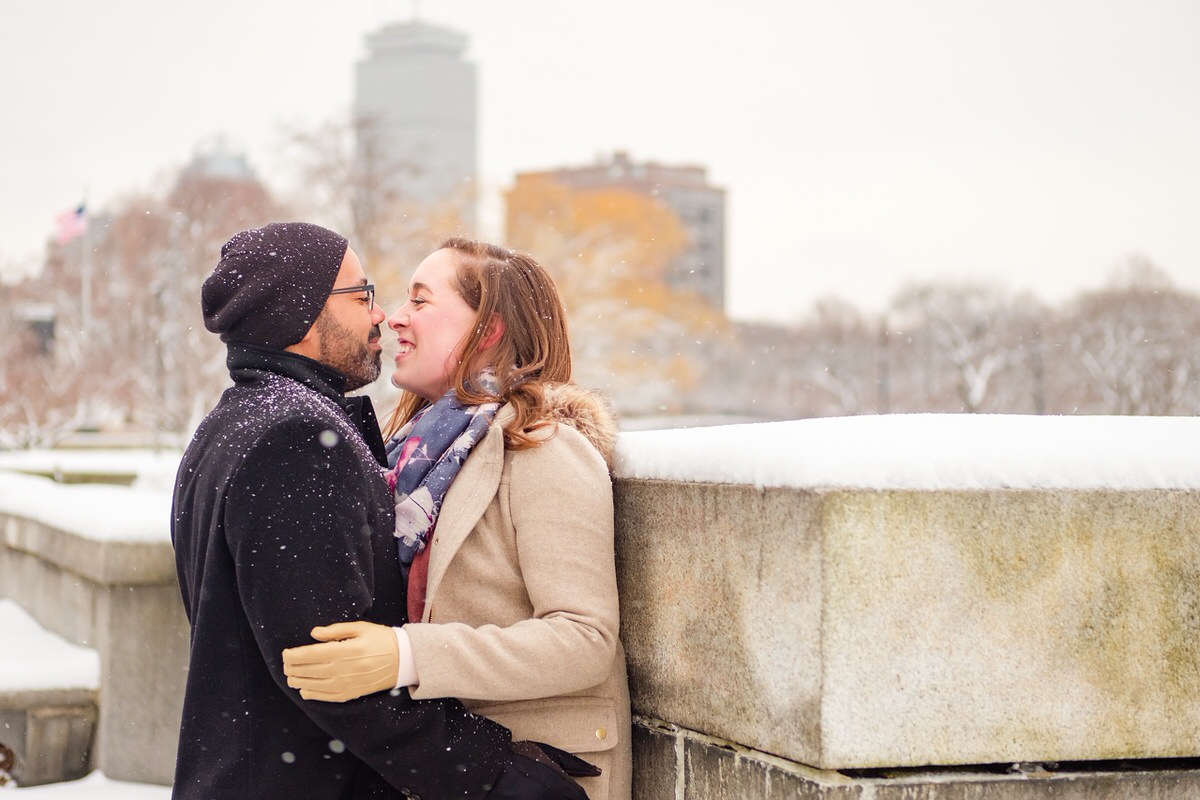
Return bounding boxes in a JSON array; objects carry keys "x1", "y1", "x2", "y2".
[{"x1": 510, "y1": 151, "x2": 727, "y2": 311}]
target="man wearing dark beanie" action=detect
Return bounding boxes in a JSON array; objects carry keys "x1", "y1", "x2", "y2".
[
  {"x1": 202, "y1": 221, "x2": 348, "y2": 352},
  {"x1": 171, "y1": 223, "x2": 580, "y2": 800}
]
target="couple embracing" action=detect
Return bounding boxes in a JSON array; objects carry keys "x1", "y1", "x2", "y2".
[{"x1": 171, "y1": 223, "x2": 630, "y2": 799}]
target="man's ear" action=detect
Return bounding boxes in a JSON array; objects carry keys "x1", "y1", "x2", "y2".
[
  {"x1": 285, "y1": 321, "x2": 321, "y2": 360},
  {"x1": 480, "y1": 314, "x2": 505, "y2": 350}
]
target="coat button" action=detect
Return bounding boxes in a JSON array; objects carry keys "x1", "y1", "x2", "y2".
[{"x1": 595, "y1": 727, "x2": 607, "y2": 740}]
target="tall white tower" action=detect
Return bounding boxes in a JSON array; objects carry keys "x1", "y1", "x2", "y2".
[{"x1": 354, "y1": 20, "x2": 477, "y2": 229}]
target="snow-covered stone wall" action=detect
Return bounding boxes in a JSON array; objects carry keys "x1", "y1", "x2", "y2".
[
  {"x1": 0, "y1": 473, "x2": 185, "y2": 786},
  {"x1": 3, "y1": 413, "x2": 1199, "y2": 797},
  {"x1": 612, "y1": 415, "x2": 1200, "y2": 797},
  {"x1": 615, "y1": 413, "x2": 1200, "y2": 491}
]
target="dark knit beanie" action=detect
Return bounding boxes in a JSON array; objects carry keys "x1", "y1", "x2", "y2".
[{"x1": 202, "y1": 222, "x2": 348, "y2": 351}]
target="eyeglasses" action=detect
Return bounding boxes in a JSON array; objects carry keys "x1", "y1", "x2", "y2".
[{"x1": 328, "y1": 283, "x2": 375, "y2": 310}]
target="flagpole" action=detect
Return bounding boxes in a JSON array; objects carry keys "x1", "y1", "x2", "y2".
[
  {"x1": 81, "y1": 231, "x2": 92, "y2": 332},
  {"x1": 54, "y1": 199, "x2": 91, "y2": 331},
  {"x1": 72, "y1": 191, "x2": 91, "y2": 333},
  {"x1": 79, "y1": 192, "x2": 91, "y2": 332}
]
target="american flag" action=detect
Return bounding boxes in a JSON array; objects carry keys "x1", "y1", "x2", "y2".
[{"x1": 55, "y1": 204, "x2": 88, "y2": 245}]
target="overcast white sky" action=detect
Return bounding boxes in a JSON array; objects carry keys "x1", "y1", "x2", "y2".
[{"x1": 2, "y1": 0, "x2": 1198, "y2": 322}]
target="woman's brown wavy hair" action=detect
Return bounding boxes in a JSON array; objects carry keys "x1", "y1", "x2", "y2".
[{"x1": 383, "y1": 237, "x2": 572, "y2": 450}]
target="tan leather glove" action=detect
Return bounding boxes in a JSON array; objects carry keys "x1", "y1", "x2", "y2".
[{"x1": 282, "y1": 621, "x2": 398, "y2": 702}]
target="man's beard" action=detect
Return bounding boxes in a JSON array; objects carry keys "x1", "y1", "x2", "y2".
[{"x1": 315, "y1": 312, "x2": 382, "y2": 391}]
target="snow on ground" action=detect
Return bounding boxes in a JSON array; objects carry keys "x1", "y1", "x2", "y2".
[
  {"x1": 0, "y1": 606, "x2": 161, "y2": 795},
  {"x1": 0, "y1": 472, "x2": 170, "y2": 543},
  {"x1": 0, "y1": 449, "x2": 180, "y2": 493},
  {"x1": 0, "y1": 605, "x2": 126, "y2": 794},
  {"x1": 1, "y1": 771, "x2": 170, "y2": 796},
  {"x1": 0, "y1": 601, "x2": 98, "y2": 692},
  {"x1": 614, "y1": 414, "x2": 1200, "y2": 489}
]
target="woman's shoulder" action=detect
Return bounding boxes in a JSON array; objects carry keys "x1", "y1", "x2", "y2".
[
  {"x1": 540, "y1": 383, "x2": 619, "y2": 466},
  {"x1": 516, "y1": 383, "x2": 619, "y2": 470}
]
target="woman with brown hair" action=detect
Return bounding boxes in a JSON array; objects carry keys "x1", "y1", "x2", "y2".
[{"x1": 283, "y1": 238, "x2": 631, "y2": 800}]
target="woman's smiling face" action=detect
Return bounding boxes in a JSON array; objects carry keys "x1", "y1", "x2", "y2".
[{"x1": 386, "y1": 248, "x2": 479, "y2": 402}]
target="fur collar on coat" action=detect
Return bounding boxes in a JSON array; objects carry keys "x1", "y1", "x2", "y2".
[{"x1": 537, "y1": 383, "x2": 619, "y2": 470}]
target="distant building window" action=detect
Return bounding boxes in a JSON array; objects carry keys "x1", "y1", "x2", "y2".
[{"x1": 15, "y1": 303, "x2": 56, "y2": 356}]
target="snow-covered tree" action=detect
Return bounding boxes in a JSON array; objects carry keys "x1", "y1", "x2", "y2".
[
  {"x1": 1061, "y1": 258, "x2": 1200, "y2": 415},
  {"x1": 7, "y1": 147, "x2": 288, "y2": 446},
  {"x1": 792, "y1": 298, "x2": 882, "y2": 416},
  {"x1": 0, "y1": 283, "x2": 90, "y2": 448},
  {"x1": 888, "y1": 281, "x2": 1045, "y2": 413},
  {"x1": 276, "y1": 114, "x2": 471, "y2": 301}
]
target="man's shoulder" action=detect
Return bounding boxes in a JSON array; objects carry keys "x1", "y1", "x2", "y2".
[
  {"x1": 184, "y1": 376, "x2": 352, "y2": 465},
  {"x1": 222, "y1": 374, "x2": 345, "y2": 426}
]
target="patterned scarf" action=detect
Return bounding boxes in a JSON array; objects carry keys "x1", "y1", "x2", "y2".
[{"x1": 385, "y1": 371, "x2": 500, "y2": 567}]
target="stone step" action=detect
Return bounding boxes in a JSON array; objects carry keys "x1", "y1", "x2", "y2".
[{"x1": 0, "y1": 600, "x2": 99, "y2": 787}]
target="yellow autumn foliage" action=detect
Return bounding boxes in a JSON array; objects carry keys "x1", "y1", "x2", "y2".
[{"x1": 503, "y1": 175, "x2": 727, "y2": 413}]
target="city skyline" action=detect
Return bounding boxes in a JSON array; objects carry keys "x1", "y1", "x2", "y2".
[{"x1": 2, "y1": 0, "x2": 1199, "y2": 322}]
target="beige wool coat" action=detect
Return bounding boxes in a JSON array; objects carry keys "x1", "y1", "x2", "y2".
[{"x1": 403, "y1": 384, "x2": 631, "y2": 800}]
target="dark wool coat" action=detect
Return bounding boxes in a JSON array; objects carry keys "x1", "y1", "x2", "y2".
[{"x1": 171, "y1": 344, "x2": 510, "y2": 800}]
